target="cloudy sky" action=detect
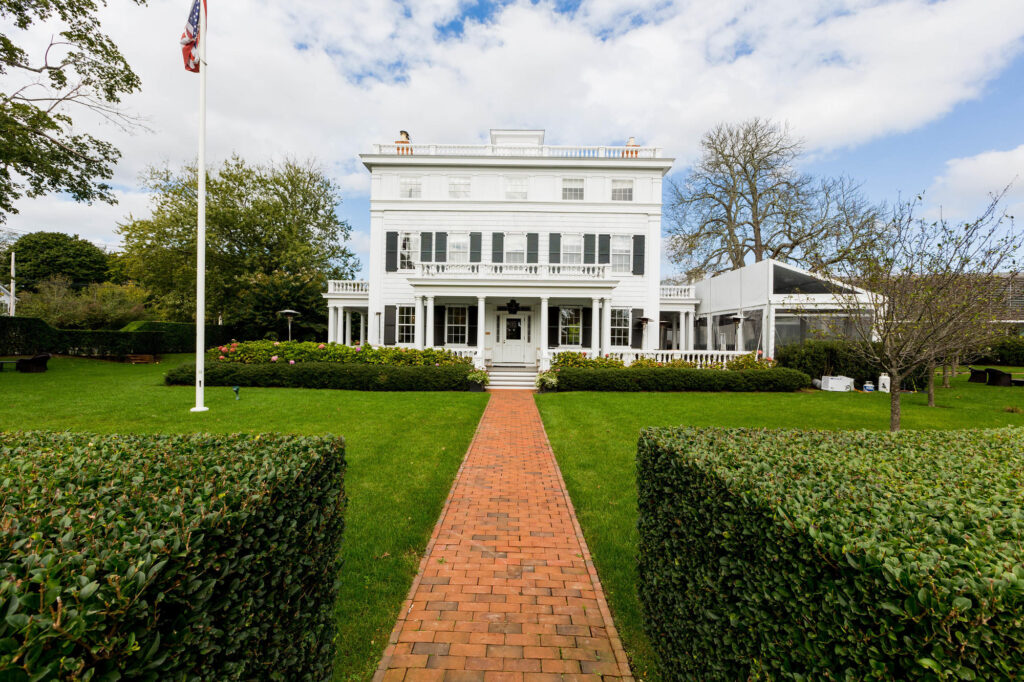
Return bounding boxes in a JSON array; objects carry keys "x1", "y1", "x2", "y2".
[{"x1": 5, "y1": 0, "x2": 1024, "y2": 277}]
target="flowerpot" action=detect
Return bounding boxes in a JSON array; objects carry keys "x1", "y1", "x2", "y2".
[{"x1": 468, "y1": 384, "x2": 486, "y2": 392}]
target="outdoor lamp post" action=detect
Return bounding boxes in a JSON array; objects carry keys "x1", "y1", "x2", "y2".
[{"x1": 277, "y1": 309, "x2": 301, "y2": 341}]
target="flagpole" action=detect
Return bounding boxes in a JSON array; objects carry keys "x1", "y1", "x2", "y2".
[{"x1": 191, "y1": 1, "x2": 208, "y2": 413}]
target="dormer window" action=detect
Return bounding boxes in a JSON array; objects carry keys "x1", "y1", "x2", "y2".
[
  {"x1": 562, "y1": 178, "x2": 584, "y2": 201},
  {"x1": 400, "y1": 176, "x2": 421, "y2": 198}
]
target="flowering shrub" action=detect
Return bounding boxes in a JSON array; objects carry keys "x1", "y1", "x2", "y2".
[
  {"x1": 725, "y1": 351, "x2": 777, "y2": 371},
  {"x1": 207, "y1": 341, "x2": 471, "y2": 367},
  {"x1": 536, "y1": 370, "x2": 559, "y2": 390},
  {"x1": 551, "y1": 351, "x2": 625, "y2": 370}
]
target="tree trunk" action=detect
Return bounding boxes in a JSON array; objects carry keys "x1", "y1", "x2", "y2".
[
  {"x1": 889, "y1": 374, "x2": 902, "y2": 432},
  {"x1": 942, "y1": 362, "x2": 951, "y2": 389},
  {"x1": 927, "y1": 361, "x2": 936, "y2": 407}
]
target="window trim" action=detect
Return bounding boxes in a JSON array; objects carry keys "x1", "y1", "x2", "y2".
[
  {"x1": 561, "y1": 234, "x2": 583, "y2": 265},
  {"x1": 448, "y1": 176, "x2": 470, "y2": 199},
  {"x1": 446, "y1": 305, "x2": 469, "y2": 345},
  {"x1": 610, "y1": 307, "x2": 631, "y2": 347},
  {"x1": 611, "y1": 178, "x2": 634, "y2": 201},
  {"x1": 558, "y1": 306, "x2": 583, "y2": 347},
  {"x1": 505, "y1": 176, "x2": 528, "y2": 200},
  {"x1": 611, "y1": 234, "x2": 632, "y2": 274},
  {"x1": 561, "y1": 178, "x2": 584, "y2": 201},
  {"x1": 399, "y1": 232, "x2": 419, "y2": 270},
  {"x1": 399, "y1": 176, "x2": 422, "y2": 199},
  {"x1": 397, "y1": 305, "x2": 416, "y2": 345}
]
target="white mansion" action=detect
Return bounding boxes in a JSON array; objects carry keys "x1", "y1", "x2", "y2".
[{"x1": 324, "y1": 130, "x2": 866, "y2": 384}]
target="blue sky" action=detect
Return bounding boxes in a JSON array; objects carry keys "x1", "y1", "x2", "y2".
[{"x1": 5, "y1": 0, "x2": 1024, "y2": 279}]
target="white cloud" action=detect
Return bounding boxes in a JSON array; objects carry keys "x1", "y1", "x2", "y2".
[
  {"x1": 5, "y1": 0, "x2": 1024, "y2": 272},
  {"x1": 927, "y1": 144, "x2": 1024, "y2": 221}
]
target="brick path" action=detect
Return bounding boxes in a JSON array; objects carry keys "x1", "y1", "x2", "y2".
[{"x1": 374, "y1": 390, "x2": 634, "y2": 681}]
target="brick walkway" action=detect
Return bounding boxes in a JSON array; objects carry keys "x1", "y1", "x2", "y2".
[{"x1": 374, "y1": 390, "x2": 634, "y2": 681}]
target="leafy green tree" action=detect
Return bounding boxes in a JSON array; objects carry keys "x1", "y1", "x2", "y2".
[
  {"x1": 231, "y1": 269, "x2": 329, "y2": 341},
  {"x1": 1, "y1": 230, "x2": 109, "y2": 289},
  {"x1": 18, "y1": 275, "x2": 150, "y2": 329},
  {"x1": 118, "y1": 156, "x2": 359, "y2": 324},
  {"x1": 1, "y1": 0, "x2": 146, "y2": 222}
]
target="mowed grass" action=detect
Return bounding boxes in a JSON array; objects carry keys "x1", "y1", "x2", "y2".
[
  {"x1": 0, "y1": 355, "x2": 488, "y2": 681},
  {"x1": 536, "y1": 373, "x2": 1024, "y2": 681}
]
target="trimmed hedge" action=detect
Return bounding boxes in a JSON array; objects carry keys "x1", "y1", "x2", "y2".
[
  {"x1": 776, "y1": 339, "x2": 929, "y2": 389},
  {"x1": 0, "y1": 316, "x2": 234, "y2": 357},
  {"x1": 166, "y1": 361, "x2": 474, "y2": 391},
  {"x1": 207, "y1": 340, "x2": 471, "y2": 366},
  {"x1": 121, "y1": 320, "x2": 236, "y2": 353},
  {"x1": 554, "y1": 367, "x2": 810, "y2": 392},
  {"x1": 0, "y1": 431, "x2": 346, "y2": 680},
  {"x1": 979, "y1": 336, "x2": 1024, "y2": 366},
  {"x1": 637, "y1": 427, "x2": 1024, "y2": 681}
]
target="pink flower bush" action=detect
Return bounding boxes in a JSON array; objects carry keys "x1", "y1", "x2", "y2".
[
  {"x1": 289, "y1": 360, "x2": 295, "y2": 365},
  {"x1": 273, "y1": 341, "x2": 280, "y2": 347},
  {"x1": 318, "y1": 343, "x2": 326, "y2": 349},
  {"x1": 271, "y1": 355, "x2": 278, "y2": 362},
  {"x1": 219, "y1": 355, "x2": 226, "y2": 360}
]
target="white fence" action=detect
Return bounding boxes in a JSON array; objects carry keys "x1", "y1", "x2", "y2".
[
  {"x1": 373, "y1": 143, "x2": 664, "y2": 159},
  {"x1": 549, "y1": 349, "x2": 749, "y2": 368}
]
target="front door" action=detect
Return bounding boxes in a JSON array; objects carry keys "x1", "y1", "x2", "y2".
[{"x1": 495, "y1": 312, "x2": 534, "y2": 364}]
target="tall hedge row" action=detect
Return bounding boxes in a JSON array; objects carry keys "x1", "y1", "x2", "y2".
[
  {"x1": 0, "y1": 316, "x2": 234, "y2": 357},
  {"x1": 121, "y1": 320, "x2": 236, "y2": 353},
  {"x1": 775, "y1": 339, "x2": 929, "y2": 388},
  {"x1": 555, "y1": 367, "x2": 810, "y2": 392},
  {"x1": 978, "y1": 336, "x2": 1024, "y2": 366},
  {"x1": 166, "y1": 361, "x2": 474, "y2": 391},
  {"x1": 637, "y1": 427, "x2": 1024, "y2": 681},
  {"x1": 0, "y1": 432, "x2": 346, "y2": 681}
]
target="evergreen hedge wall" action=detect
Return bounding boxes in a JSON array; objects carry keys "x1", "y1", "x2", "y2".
[
  {"x1": 0, "y1": 316, "x2": 234, "y2": 357},
  {"x1": 554, "y1": 367, "x2": 810, "y2": 392},
  {"x1": 775, "y1": 340, "x2": 929, "y2": 388},
  {"x1": 166, "y1": 361, "x2": 474, "y2": 391},
  {"x1": 0, "y1": 431, "x2": 346, "y2": 680},
  {"x1": 637, "y1": 427, "x2": 1024, "y2": 681}
]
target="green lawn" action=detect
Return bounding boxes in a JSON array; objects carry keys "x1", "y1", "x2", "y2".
[
  {"x1": 0, "y1": 355, "x2": 488, "y2": 681},
  {"x1": 536, "y1": 373, "x2": 1024, "y2": 681}
]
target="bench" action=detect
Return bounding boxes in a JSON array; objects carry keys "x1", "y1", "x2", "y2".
[
  {"x1": 985, "y1": 368, "x2": 1013, "y2": 387},
  {"x1": 0, "y1": 360, "x2": 17, "y2": 372},
  {"x1": 126, "y1": 354, "x2": 156, "y2": 364},
  {"x1": 967, "y1": 367, "x2": 988, "y2": 383},
  {"x1": 15, "y1": 353, "x2": 51, "y2": 373}
]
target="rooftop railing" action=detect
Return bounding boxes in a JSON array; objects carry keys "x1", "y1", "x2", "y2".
[{"x1": 371, "y1": 143, "x2": 664, "y2": 159}]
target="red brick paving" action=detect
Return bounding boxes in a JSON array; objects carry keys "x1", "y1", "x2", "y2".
[{"x1": 373, "y1": 390, "x2": 634, "y2": 682}]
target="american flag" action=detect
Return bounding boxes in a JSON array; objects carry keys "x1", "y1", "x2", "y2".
[{"x1": 180, "y1": 0, "x2": 204, "y2": 72}]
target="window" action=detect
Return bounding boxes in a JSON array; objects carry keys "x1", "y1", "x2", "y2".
[
  {"x1": 399, "y1": 233, "x2": 419, "y2": 270},
  {"x1": 562, "y1": 178, "x2": 584, "y2": 200},
  {"x1": 397, "y1": 306, "x2": 416, "y2": 344},
  {"x1": 399, "y1": 176, "x2": 421, "y2": 198},
  {"x1": 612, "y1": 235, "x2": 632, "y2": 273},
  {"x1": 448, "y1": 234, "x2": 470, "y2": 263},
  {"x1": 561, "y1": 234, "x2": 583, "y2": 264},
  {"x1": 449, "y1": 176, "x2": 470, "y2": 198},
  {"x1": 611, "y1": 179, "x2": 633, "y2": 201},
  {"x1": 446, "y1": 306, "x2": 468, "y2": 345},
  {"x1": 506, "y1": 176, "x2": 528, "y2": 200},
  {"x1": 611, "y1": 308, "x2": 630, "y2": 346},
  {"x1": 559, "y1": 307, "x2": 582, "y2": 346},
  {"x1": 505, "y1": 234, "x2": 526, "y2": 264}
]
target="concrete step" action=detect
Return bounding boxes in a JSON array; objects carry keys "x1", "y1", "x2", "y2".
[{"x1": 487, "y1": 367, "x2": 538, "y2": 391}]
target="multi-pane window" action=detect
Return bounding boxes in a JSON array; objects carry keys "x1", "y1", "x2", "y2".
[
  {"x1": 399, "y1": 176, "x2": 421, "y2": 198},
  {"x1": 611, "y1": 235, "x2": 632, "y2": 273},
  {"x1": 611, "y1": 308, "x2": 630, "y2": 346},
  {"x1": 446, "y1": 306, "x2": 468, "y2": 345},
  {"x1": 506, "y1": 176, "x2": 528, "y2": 200},
  {"x1": 449, "y1": 177, "x2": 470, "y2": 198},
  {"x1": 561, "y1": 234, "x2": 583, "y2": 264},
  {"x1": 399, "y1": 233, "x2": 419, "y2": 270},
  {"x1": 505, "y1": 234, "x2": 526, "y2": 264},
  {"x1": 559, "y1": 307, "x2": 582, "y2": 346},
  {"x1": 611, "y1": 179, "x2": 633, "y2": 201},
  {"x1": 562, "y1": 178, "x2": 584, "y2": 200},
  {"x1": 397, "y1": 306, "x2": 416, "y2": 344},
  {"x1": 448, "y1": 234, "x2": 470, "y2": 263}
]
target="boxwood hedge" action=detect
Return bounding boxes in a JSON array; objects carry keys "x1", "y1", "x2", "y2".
[
  {"x1": 166, "y1": 361, "x2": 474, "y2": 391},
  {"x1": 637, "y1": 427, "x2": 1024, "y2": 681},
  {"x1": 775, "y1": 340, "x2": 929, "y2": 389},
  {"x1": 0, "y1": 431, "x2": 346, "y2": 681},
  {"x1": 555, "y1": 367, "x2": 810, "y2": 392}
]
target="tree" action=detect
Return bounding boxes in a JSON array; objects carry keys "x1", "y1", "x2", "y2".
[
  {"x1": 117, "y1": 156, "x2": 359, "y2": 325},
  {"x1": 1, "y1": 230, "x2": 109, "y2": 289},
  {"x1": 231, "y1": 269, "x2": 329, "y2": 341},
  {"x1": 18, "y1": 275, "x2": 150, "y2": 329},
  {"x1": 1, "y1": 0, "x2": 146, "y2": 222},
  {"x1": 826, "y1": 192, "x2": 1019, "y2": 431},
  {"x1": 666, "y1": 118, "x2": 881, "y2": 280}
]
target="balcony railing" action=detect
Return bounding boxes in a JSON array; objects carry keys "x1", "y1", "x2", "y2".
[
  {"x1": 327, "y1": 280, "x2": 369, "y2": 294},
  {"x1": 417, "y1": 263, "x2": 611, "y2": 279},
  {"x1": 372, "y1": 143, "x2": 664, "y2": 159},
  {"x1": 660, "y1": 285, "x2": 695, "y2": 299}
]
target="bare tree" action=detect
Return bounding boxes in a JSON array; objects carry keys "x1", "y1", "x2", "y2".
[
  {"x1": 666, "y1": 118, "x2": 881, "y2": 280},
  {"x1": 826, "y1": 192, "x2": 1019, "y2": 431}
]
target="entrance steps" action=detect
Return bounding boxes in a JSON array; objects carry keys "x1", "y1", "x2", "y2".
[{"x1": 487, "y1": 364, "x2": 538, "y2": 391}]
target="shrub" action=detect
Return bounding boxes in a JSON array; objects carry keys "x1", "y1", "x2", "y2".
[
  {"x1": 776, "y1": 340, "x2": 928, "y2": 389},
  {"x1": 637, "y1": 427, "x2": 1024, "y2": 681},
  {"x1": 536, "y1": 369, "x2": 558, "y2": 390},
  {"x1": 467, "y1": 369, "x2": 490, "y2": 386},
  {"x1": 978, "y1": 336, "x2": 1024, "y2": 366},
  {"x1": 121, "y1": 320, "x2": 236, "y2": 353},
  {"x1": 550, "y1": 351, "x2": 625, "y2": 370},
  {"x1": 0, "y1": 431, "x2": 346, "y2": 680},
  {"x1": 207, "y1": 340, "x2": 471, "y2": 366},
  {"x1": 166, "y1": 361, "x2": 474, "y2": 391},
  {"x1": 724, "y1": 351, "x2": 776, "y2": 370},
  {"x1": 555, "y1": 367, "x2": 810, "y2": 392},
  {"x1": 0, "y1": 316, "x2": 234, "y2": 357}
]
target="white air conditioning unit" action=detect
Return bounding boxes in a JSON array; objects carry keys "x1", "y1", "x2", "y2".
[{"x1": 821, "y1": 375, "x2": 855, "y2": 392}]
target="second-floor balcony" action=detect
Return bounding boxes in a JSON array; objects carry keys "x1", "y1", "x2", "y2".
[{"x1": 416, "y1": 263, "x2": 612, "y2": 279}]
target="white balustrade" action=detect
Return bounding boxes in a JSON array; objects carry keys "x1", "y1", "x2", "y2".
[
  {"x1": 416, "y1": 263, "x2": 609, "y2": 280},
  {"x1": 420, "y1": 263, "x2": 481, "y2": 276},
  {"x1": 328, "y1": 280, "x2": 369, "y2": 294},
  {"x1": 372, "y1": 143, "x2": 663, "y2": 159},
  {"x1": 549, "y1": 349, "x2": 749, "y2": 368},
  {"x1": 659, "y1": 285, "x2": 695, "y2": 299}
]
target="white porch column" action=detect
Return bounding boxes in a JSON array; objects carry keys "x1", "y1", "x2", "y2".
[
  {"x1": 708, "y1": 315, "x2": 716, "y2": 350},
  {"x1": 362, "y1": 312, "x2": 368, "y2": 346},
  {"x1": 736, "y1": 310, "x2": 745, "y2": 352},
  {"x1": 414, "y1": 296, "x2": 424, "y2": 349},
  {"x1": 687, "y1": 311, "x2": 695, "y2": 351},
  {"x1": 476, "y1": 296, "x2": 486, "y2": 369},
  {"x1": 336, "y1": 305, "x2": 345, "y2": 346},
  {"x1": 766, "y1": 305, "x2": 776, "y2": 359},
  {"x1": 591, "y1": 297, "x2": 601, "y2": 357},
  {"x1": 344, "y1": 310, "x2": 352, "y2": 346},
  {"x1": 328, "y1": 306, "x2": 337, "y2": 343},
  {"x1": 425, "y1": 296, "x2": 435, "y2": 348},
  {"x1": 601, "y1": 297, "x2": 612, "y2": 356},
  {"x1": 540, "y1": 296, "x2": 550, "y2": 370}
]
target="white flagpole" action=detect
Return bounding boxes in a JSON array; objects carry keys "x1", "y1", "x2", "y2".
[
  {"x1": 8, "y1": 252, "x2": 14, "y2": 317},
  {"x1": 191, "y1": 1, "x2": 209, "y2": 413}
]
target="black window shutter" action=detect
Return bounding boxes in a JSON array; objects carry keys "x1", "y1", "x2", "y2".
[
  {"x1": 385, "y1": 232, "x2": 399, "y2": 272},
  {"x1": 470, "y1": 233, "x2": 482, "y2": 263},
  {"x1": 549, "y1": 233, "x2": 561, "y2": 264},
  {"x1": 384, "y1": 305, "x2": 397, "y2": 345},
  {"x1": 434, "y1": 305, "x2": 445, "y2": 346},
  {"x1": 632, "y1": 235, "x2": 645, "y2": 275},
  {"x1": 598, "y1": 234, "x2": 611, "y2": 264},
  {"x1": 420, "y1": 232, "x2": 433, "y2": 263},
  {"x1": 548, "y1": 306, "x2": 560, "y2": 348},
  {"x1": 492, "y1": 232, "x2": 504, "y2": 263},
  {"x1": 526, "y1": 233, "x2": 539, "y2": 264},
  {"x1": 435, "y1": 232, "x2": 447, "y2": 262},
  {"x1": 631, "y1": 308, "x2": 643, "y2": 349},
  {"x1": 582, "y1": 307, "x2": 593, "y2": 347},
  {"x1": 583, "y1": 234, "x2": 596, "y2": 264},
  {"x1": 468, "y1": 305, "x2": 479, "y2": 345}
]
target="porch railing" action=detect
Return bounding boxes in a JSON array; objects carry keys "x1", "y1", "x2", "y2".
[
  {"x1": 418, "y1": 263, "x2": 610, "y2": 279},
  {"x1": 327, "y1": 280, "x2": 369, "y2": 294},
  {"x1": 372, "y1": 143, "x2": 664, "y2": 159},
  {"x1": 548, "y1": 349, "x2": 749, "y2": 368},
  {"x1": 659, "y1": 285, "x2": 694, "y2": 299}
]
